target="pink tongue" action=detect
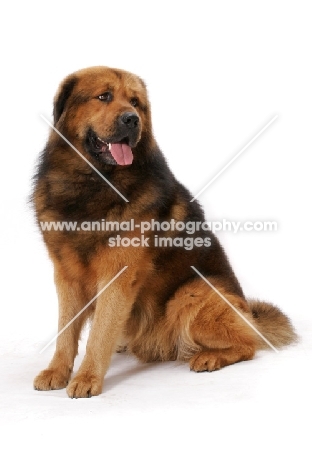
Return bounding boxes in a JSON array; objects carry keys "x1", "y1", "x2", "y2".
[{"x1": 109, "y1": 143, "x2": 133, "y2": 165}]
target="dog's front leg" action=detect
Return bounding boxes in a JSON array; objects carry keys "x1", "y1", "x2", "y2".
[
  {"x1": 66, "y1": 267, "x2": 137, "y2": 398},
  {"x1": 34, "y1": 268, "x2": 93, "y2": 391}
]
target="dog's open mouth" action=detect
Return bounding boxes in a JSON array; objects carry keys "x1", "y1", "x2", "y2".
[{"x1": 87, "y1": 130, "x2": 134, "y2": 166}]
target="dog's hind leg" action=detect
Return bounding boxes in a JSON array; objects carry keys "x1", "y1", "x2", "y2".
[
  {"x1": 188, "y1": 282, "x2": 258, "y2": 372},
  {"x1": 166, "y1": 277, "x2": 258, "y2": 371}
]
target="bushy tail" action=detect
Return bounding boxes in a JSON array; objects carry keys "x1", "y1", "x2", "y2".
[{"x1": 248, "y1": 300, "x2": 298, "y2": 350}]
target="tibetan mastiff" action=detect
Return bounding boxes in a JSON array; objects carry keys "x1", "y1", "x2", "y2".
[{"x1": 32, "y1": 66, "x2": 297, "y2": 398}]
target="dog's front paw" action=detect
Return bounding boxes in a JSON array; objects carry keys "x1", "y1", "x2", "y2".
[
  {"x1": 34, "y1": 368, "x2": 70, "y2": 390},
  {"x1": 66, "y1": 373, "x2": 102, "y2": 398}
]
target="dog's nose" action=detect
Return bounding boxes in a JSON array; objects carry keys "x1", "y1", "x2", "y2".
[{"x1": 120, "y1": 112, "x2": 139, "y2": 129}]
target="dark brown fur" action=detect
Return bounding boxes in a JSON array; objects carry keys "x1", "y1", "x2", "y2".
[{"x1": 32, "y1": 66, "x2": 297, "y2": 398}]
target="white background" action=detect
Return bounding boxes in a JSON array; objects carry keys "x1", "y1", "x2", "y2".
[{"x1": 1, "y1": 1, "x2": 311, "y2": 466}]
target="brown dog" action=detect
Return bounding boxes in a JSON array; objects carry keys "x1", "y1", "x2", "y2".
[{"x1": 33, "y1": 66, "x2": 297, "y2": 398}]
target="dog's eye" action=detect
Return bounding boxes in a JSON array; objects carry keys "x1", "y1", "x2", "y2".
[
  {"x1": 130, "y1": 97, "x2": 139, "y2": 108},
  {"x1": 98, "y1": 92, "x2": 113, "y2": 103}
]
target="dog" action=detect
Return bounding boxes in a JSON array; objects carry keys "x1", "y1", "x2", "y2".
[{"x1": 32, "y1": 66, "x2": 297, "y2": 398}]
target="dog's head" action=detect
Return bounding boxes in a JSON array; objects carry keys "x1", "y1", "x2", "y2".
[{"x1": 53, "y1": 66, "x2": 153, "y2": 166}]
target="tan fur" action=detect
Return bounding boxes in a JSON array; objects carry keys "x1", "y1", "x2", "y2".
[{"x1": 248, "y1": 300, "x2": 298, "y2": 349}]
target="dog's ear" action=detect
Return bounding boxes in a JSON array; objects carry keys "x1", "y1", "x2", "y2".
[{"x1": 53, "y1": 76, "x2": 77, "y2": 125}]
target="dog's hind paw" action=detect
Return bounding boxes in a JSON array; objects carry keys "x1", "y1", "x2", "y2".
[{"x1": 189, "y1": 351, "x2": 223, "y2": 372}]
